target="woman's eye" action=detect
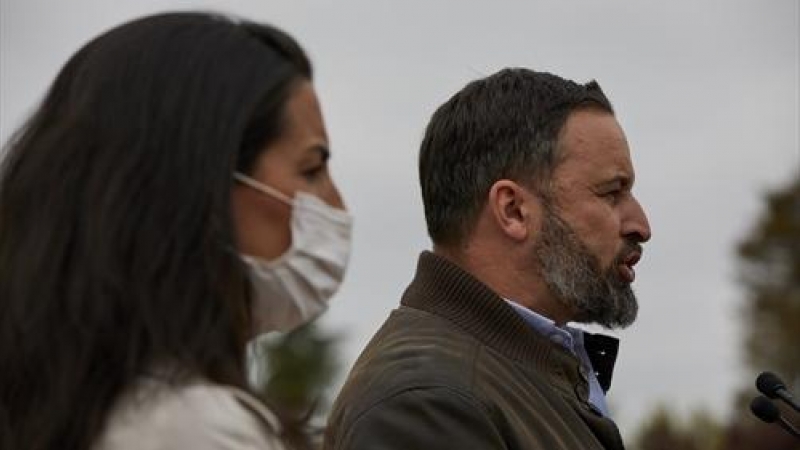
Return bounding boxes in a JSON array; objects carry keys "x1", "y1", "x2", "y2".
[{"x1": 302, "y1": 165, "x2": 325, "y2": 180}]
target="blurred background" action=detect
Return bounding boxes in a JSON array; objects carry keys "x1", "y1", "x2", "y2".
[{"x1": 2, "y1": 1, "x2": 798, "y2": 448}]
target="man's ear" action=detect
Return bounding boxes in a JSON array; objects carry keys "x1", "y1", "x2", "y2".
[{"x1": 488, "y1": 180, "x2": 539, "y2": 242}]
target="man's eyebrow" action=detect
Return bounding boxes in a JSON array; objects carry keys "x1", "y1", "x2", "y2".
[{"x1": 598, "y1": 174, "x2": 632, "y2": 189}]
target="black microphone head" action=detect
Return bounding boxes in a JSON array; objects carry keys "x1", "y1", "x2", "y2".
[
  {"x1": 756, "y1": 371, "x2": 786, "y2": 398},
  {"x1": 750, "y1": 395, "x2": 780, "y2": 423}
]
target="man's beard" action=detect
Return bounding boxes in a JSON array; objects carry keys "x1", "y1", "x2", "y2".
[{"x1": 534, "y1": 209, "x2": 640, "y2": 329}]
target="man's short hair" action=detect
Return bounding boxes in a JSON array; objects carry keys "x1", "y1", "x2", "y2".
[{"x1": 419, "y1": 68, "x2": 614, "y2": 246}]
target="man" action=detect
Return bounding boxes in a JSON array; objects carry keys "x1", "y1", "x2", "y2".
[{"x1": 324, "y1": 68, "x2": 651, "y2": 449}]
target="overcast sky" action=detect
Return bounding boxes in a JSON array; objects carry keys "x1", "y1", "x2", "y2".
[{"x1": 2, "y1": 0, "x2": 798, "y2": 435}]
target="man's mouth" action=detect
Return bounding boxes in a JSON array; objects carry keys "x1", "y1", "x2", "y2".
[{"x1": 617, "y1": 250, "x2": 641, "y2": 283}]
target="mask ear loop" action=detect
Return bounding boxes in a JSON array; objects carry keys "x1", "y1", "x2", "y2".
[{"x1": 234, "y1": 173, "x2": 293, "y2": 206}]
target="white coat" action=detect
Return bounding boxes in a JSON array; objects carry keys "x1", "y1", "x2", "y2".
[{"x1": 95, "y1": 377, "x2": 286, "y2": 450}]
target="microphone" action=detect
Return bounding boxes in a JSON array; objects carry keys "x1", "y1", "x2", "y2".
[
  {"x1": 756, "y1": 371, "x2": 800, "y2": 413},
  {"x1": 750, "y1": 395, "x2": 800, "y2": 439}
]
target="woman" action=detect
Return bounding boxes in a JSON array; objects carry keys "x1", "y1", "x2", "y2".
[{"x1": 0, "y1": 12, "x2": 352, "y2": 450}]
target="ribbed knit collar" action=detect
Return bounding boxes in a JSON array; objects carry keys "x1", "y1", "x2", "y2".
[
  {"x1": 399, "y1": 251, "x2": 628, "y2": 448},
  {"x1": 400, "y1": 251, "x2": 582, "y2": 384}
]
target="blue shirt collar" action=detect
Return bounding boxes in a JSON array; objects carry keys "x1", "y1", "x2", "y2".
[{"x1": 504, "y1": 299, "x2": 612, "y2": 417}]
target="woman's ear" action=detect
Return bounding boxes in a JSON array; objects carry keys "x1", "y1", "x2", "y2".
[{"x1": 488, "y1": 180, "x2": 540, "y2": 242}]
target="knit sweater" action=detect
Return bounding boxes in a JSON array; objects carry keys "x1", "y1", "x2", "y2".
[{"x1": 324, "y1": 251, "x2": 626, "y2": 450}]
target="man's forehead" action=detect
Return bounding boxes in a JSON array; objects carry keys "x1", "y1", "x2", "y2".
[
  {"x1": 558, "y1": 109, "x2": 625, "y2": 148},
  {"x1": 554, "y1": 110, "x2": 633, "y2": 174},
  {"x1": 558, "y1": 109, "x2": 628, "y2": 154}
]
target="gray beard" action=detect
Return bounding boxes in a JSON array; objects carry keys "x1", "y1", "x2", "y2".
[{"x1": 534, "y1": 209, "x2": 639, "y2": 329}]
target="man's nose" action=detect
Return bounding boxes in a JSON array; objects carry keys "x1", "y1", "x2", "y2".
[{"x1": 623, "y1": 197, "x2": 651, "y2": 243}]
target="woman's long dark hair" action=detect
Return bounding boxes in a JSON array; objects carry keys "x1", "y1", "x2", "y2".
[{"x1": 0, "y1": 12, "x2": 311, "y2": 450}]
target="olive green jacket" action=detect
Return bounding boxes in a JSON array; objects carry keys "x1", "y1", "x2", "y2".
[{"x1": 324, "y1": 251, "x2": 625, "y2": 450}]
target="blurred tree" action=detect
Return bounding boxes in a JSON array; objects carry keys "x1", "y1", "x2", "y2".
[
  {"x1": 737, "y1": 172, "x2": 800, "y2": 387},
  {"x1": 727, "y1": 171, "x2": 800, "y2": 448},
  {"x1": 686, "y1": 409, "x2": 725, "y2": 450},
  {"x1": 631, "y1": 405, "x2": 722, "y2": 450},
  {"x1": 718, "y1": 391, "x2": 800, "y2": 450},
  {"x1": 630, "y1": 171, "x2": 800, "y2": 450},
  {"x1": 249, "y1": 322, "x2": 341, "y2": 447},
  {"x1": 720, "y1": 422, "x2": 799, "y2": 450}
]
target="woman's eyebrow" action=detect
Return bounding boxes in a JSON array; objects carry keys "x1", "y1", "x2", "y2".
[{"x1": 307, "y1": 144, "x2": 330, "y2": 161}]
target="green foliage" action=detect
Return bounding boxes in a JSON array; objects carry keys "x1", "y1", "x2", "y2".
[
  {"x1": 738, "y1": 172, "x2": 800, "y2": 384},
  {"x1": 248, "y1": 322, "x2": 342, "y2": 449},
  {"x1": 631, "y1": 171, "x2": 800, "y2": 450},
  {"x1": 249, "y1": 322, "x2": 341, "y2": 418}
]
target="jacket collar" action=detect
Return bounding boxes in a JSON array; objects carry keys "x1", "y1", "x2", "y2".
[{"x1": 400, "y1": 251, "x2": 619, "y2": 392}]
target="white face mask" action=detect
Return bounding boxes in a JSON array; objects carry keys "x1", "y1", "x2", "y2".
[{"x1": 234, "y1": 173, "x2": 353, "y2": 334}]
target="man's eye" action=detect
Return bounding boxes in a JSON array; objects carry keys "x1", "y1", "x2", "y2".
[{"x1": 602, "y1": 190, "x2": 621, "y2": 203}]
